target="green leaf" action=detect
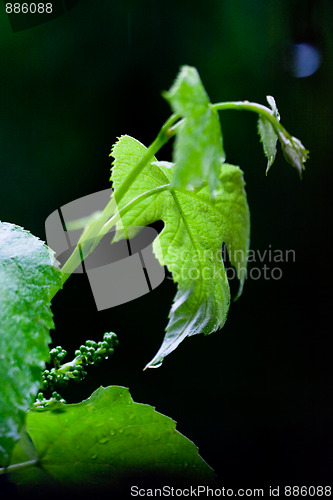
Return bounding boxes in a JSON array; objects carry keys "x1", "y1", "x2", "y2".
[
  {"x1": 110, "y1": 136, "x2": 250, "y2": 369},
  {"x1": 0, "y1": 222, "x2": 62, "y2": 465},
  {"x1": 258, "y1": 117, "x2": 278, "y2": 173},
  {"x1": 163, "y1": 65, "x2": 225, "y2": 193},
  {"x1": 10, "y1": 386, "x2": 214, "y2": 493},
  {"x1": 257, "y1": 96, "x2": 279, "y2": 173},
  {"x1": 256, "y1": 95, "x2": 309, "y2": 176},
  {"x1": 278, "y1": 132, "x2": 309, "y2": 177}
]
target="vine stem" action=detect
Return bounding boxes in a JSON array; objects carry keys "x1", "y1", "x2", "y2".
[
  {"x1": 52, "y1": 113, "x2": 179, "y2": 292},
  {"x1": 168, "y1": 101, "x2": 291, "y2": 141},
  {"x1": 212, "y1": 101, "x2": 291, "y2": 138},
  {"x1": 112, "y1": 113, "x2": 178, "y2": 205},
  {"x1": 59, "y1": 184, "x2": 171, "y2": 281},
  {"x1": 0, "y1": 459, "x2": 39, "y2": 476},
  {"x1": 94, "y1": 183, "x2": 170, "y2": 241}
]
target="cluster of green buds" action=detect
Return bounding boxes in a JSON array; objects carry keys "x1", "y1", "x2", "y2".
[
  {"x1": 40, "y1": 332, "x2": 118, "y2": 393},
  {"x1": 74, "y1": 332, "x2": 118, "y2": 365}
]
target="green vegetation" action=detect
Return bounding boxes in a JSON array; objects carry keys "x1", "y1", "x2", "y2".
[{"x1": 0, "y1": 66, "x2": 308, "y2": 493}]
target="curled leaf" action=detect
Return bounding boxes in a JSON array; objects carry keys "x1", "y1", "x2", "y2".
[
  {"x1": 257, "y1": 95, "x2": 280, "y2": 173},
  {"x1": 266, "y1": 95, "x2": 280, "y2": 120},
  {"x1": 258, "y1": 117, "x2": 278, "y2": 173},
  {"x1": 278, "y1": 132, "x2": 309, "y2": 177}
]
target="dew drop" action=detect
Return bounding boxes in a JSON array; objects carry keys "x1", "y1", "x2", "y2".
[
  {"x1": 110, "y1": 430, "x2": 115, "y2": 436},
  {"x1": 99, "y1": 437, "x2": 110, "y2": 445},
  {"x1": 91, "y1": 453, "x2": 97, "y2": 459}
]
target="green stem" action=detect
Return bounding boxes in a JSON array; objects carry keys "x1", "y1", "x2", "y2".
[
  {"x1": 56, "y1": 114, "x2": 179, "y2": 287},
  {"x1": 113, "y1": 113, "x2": 179, "y2": 205},
  {"x1": 56, "y1": 359, "x2": 80, "y2": 374},
  {"x1": 0, "y1": 459, "x2": 39, "y2": 476},
  {"x1": 95, "y1": 183, "x2": 170, "y2": 240},
  {"x1": 169, "y1": 101, "x2": 291, "y2": 140},
  {"x1": 58, "y1": 183, "x2": 170, "y2": 283},
  {"x1": 56, "y1": 197, "x2": 117, "y2": 288}
]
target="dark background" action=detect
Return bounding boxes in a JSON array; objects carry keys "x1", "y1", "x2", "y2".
[{"x1": 1, "y1": 0, "x2": 332, "y2": 496}]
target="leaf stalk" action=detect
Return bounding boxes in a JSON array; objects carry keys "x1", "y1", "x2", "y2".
[{"x1": 0, "y1": 459, "x2": 39, "y2": 476}]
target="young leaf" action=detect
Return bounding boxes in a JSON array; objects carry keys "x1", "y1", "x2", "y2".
[
  {"x1": 0, "y1": 223, "x2": 62, "y2": 466},
  {"x1": 256, "y1": 95, "x2": 309, "y2": 176},
  {"x1": 163, "y1": 65, "x2": 225, "y2": 193},
  {"x1": 110, "y1": 136, "x2": 250, "y2": 369},
  {"x1": 266, "y1": 95, "x2": 280, "y2": 118},
  {"x1": 257, "y1": 96, "x2": 279, "y2": 173},
  {"x1": 10, "y1": 386, "x2": 214, "y2": 492},
  {"x1": 278, "y1": 132, "x2": 309, "y2": 177}
]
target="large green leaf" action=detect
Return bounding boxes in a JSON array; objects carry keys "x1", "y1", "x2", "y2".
[
  {"x1": 163, "y1": 65, "x2": 225, "y2": 193},
  {"x1": 10, "y1": 386, "x2": 214, "y2": 493},
  {"x1": 110, "y1": 136, "x2": 250, "y2": 368},
  {"x1": 0, "y1": 222, "x2": 62, "y2": 465}
]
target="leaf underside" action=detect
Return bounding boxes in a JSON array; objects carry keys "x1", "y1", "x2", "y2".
[
  {"x1": 258, "y1": 116, "x2": 278, "y2": 173},
  {"x1": 10, "y1": 386, "x2": 214, "y2": 492},
  {"x1": 110, "y1": 136, "x2": 250, "y2": 369},
  {"x1": 0, "y1": 222, "x2": 62, "y2": 465}
]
